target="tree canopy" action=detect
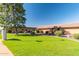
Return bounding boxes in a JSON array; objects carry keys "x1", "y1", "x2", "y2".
[{"x1": 0, "y1": 3, "x2": 26, "y2": 29}]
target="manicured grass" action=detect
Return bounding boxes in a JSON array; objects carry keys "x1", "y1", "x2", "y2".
[{"x1": 2, "y1": 33, "x2": 79, "y2": 56}]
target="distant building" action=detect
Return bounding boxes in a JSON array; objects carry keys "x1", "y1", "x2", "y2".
[
  {"x1": 7, "y1": 27, "x2": 36, "y2": 33},
  {"x1": 36, "y1": 23, "x2": 79, "y2": 34},
  {"x1": 7, "y1": 23, "x2": 79, "y2": 34}
]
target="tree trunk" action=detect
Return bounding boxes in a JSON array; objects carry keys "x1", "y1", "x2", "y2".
[{"x1": 2, "y1": 29, "x2": 7, "y2": 40}]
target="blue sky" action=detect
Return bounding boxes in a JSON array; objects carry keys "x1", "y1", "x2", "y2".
[{"x1": 23, "y1": 3, "x2": 79, "y2": 27}]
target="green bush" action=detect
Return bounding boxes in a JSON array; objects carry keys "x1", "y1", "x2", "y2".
[
  {"x1": 54, "y1": 30, "x2": 62, "y2": 36},
  {"x1": 8, "y1": 30, "x2": 12, "y2": 33},
  {"x1": 45, "y1": 31, "x2": 49, "y2": 35},
  {"x1": 31, "y1": 31, "x2": 35, "y2": 35},
  {"x1": 73, "y1": 34, "x2": 79, "y2": 39}
]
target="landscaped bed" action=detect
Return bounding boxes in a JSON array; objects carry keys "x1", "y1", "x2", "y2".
[{"x1": 1, "y1": 33, "x2": 79, "y2": 56}]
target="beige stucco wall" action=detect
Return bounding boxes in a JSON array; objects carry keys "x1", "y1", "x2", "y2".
[{"x1": 65, "y1": 29, "x2": 79, "y2": 34}]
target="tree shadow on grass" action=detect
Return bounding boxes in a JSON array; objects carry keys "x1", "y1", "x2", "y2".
[
  {"x1": 36, "y1": 40, "x2": 43, "y2": 42},
  {"x1": 7, "y1": 38, "x2": 21, "y2": 41},
  {"x1": 16, "y1": 34, "x2": 41, "y2": 36}
]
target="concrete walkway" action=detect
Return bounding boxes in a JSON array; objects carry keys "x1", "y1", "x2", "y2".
[
  {"x1": 0, "y1": 41, "x2": 13, "y2": 56},
  {"x1": 56, "y1": 36, "x2": 79, "y2": 42},
  {"x1": 62, "y1": 37, "x2": 79, "y2": 42}
]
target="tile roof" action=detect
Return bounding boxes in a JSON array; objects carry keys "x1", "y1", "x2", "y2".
[{"x1": 37, "y1": 23, "x2": 79, "y2": 29}]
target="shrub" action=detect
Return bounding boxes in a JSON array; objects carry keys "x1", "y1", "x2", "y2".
[
  {"x1": 41, "y1": 31, "x2": 43, "y2": 33},
  {"x1": 31, "y1": 31, "x2": 35, "y2": 35},
  {"x1": 73, "y1": 34, "x2": 79, "y2": 39},
  {"x1": 36, "y1": 30, "x2": 40, "y2": 34},
  {"x1": 45, "y1": 31, "x2": 49, "y2": 35},
  {"x1": 54, "y1": 30, "x2": 62, "y2": 36},
  {"x1": 52, "y1": 26, "x2": 65, "y2": 35},
  {"x1": 8, "y1": 30, "x2": 12, "y2": 33}
]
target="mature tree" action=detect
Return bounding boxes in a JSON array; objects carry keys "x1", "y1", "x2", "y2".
[
  {"x1": 11, "y1": 3, "x2": 26, "y2": 34},
  {"x1": 0, "y1": 3, "x2": 13, "y2": 40},
  {"x1": 0, "y1": 3, "x2": 26, "y2": 40}
]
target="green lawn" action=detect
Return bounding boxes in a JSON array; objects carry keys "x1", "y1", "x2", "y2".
[{"x1": 2, "y1": 33, "x2": 79, "y2": 56}]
